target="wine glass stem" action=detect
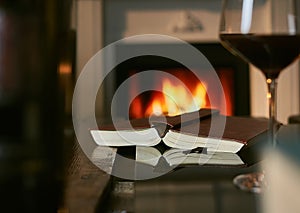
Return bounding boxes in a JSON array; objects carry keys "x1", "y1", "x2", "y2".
[{"x1": 267, "y1": 78, "x2": 278, "y2": 147}]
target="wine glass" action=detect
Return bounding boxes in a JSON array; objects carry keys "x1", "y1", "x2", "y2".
[{"x1": 219, "y1": 0, "x2": 300, "y2": 193}]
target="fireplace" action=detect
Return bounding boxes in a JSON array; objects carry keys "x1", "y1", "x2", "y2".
[
  {"x1": 96, "y1": 42, "x2": 250, "y2": 122},
  {"x1": 77, "y1": 0, "x2": 299, "y2": 128}
]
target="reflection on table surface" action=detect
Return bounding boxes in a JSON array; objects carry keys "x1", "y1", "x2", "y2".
[
  {"x1": 99, "y1": 165, "x2": 262, "y2": 213},
  {"x1": 64, "y1": 124, "x2": 300, "y2": 213},
  {"x1": 90, "y1": 145, "x2": 263, "y2": 213}
]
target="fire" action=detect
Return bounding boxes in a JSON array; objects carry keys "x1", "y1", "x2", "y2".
[
  {"x1": 151, "y1": 99, "x2": 163, "y2": 116},
  {"x1": 129, "y1": 68, "x2": 234, "y2": 119},
  {"x1": 144, "y1": 79, "x2": 209, "y2": 117}
]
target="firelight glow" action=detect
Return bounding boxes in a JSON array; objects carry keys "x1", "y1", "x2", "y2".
[
  {"x1": 145, "y1": 79, "x2": 208, "y2": 117},
  {"x1": 152, "y1": 99, "x2": 163, "y2": 116}
]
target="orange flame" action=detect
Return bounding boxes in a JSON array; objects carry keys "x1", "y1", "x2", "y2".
[
  {"x1": 144, "y1": 79, "x2": 209, "y2": 117},
  {"x1": 129, "y1": 68, "x2": 234, "y2": 119}
]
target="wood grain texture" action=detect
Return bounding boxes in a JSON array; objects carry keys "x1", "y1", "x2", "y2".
[{"x1": 60, "y1": 143, "x2": 112, "y2": 213}]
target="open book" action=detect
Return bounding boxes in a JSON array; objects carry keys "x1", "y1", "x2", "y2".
[{"x1": 90, "y1": 109, "x2": 269, "y2": 153}]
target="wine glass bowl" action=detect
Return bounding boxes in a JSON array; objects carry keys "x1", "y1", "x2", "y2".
[
  {"x1": 219, "y1": 0, "x2": 300, "y2": 193},
  {"x1": 219, "y1": 34, "x2": 300, "y2": 79}
]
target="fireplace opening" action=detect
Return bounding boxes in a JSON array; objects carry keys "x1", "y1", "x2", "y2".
[
  {"x1": 128, "y1": 66, "x2": 235, "y2": 118},
  {"x1": 97, "y1": 42, "x2": 250, "y2": 121}
]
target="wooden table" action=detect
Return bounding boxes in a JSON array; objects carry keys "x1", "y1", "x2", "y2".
[
  {"x1": 60, "y1": 124, "x2": 300, "y2": 213},
  {"x1": 61, "y1": 143, "x2": 262, "y2": 213},
  {"x1": 60, "y1": 144, "x2": 112, "y2": 213}
]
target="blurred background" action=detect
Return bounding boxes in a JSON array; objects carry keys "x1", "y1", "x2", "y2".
[
  {"x1": 0, "y1": 0, "x2": 73, "y2": 212},
  {"x1": 76, "y1": 0, "x2": 300, "y2": 124}
]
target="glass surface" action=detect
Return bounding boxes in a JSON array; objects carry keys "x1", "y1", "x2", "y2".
[{"x1": 219, "y1": 0, "x2": 300, "y2": 193}]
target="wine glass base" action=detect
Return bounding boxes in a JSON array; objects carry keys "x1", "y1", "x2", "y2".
[{"x1": 233, "y1": 172, "x2": 265, "y2": 194}]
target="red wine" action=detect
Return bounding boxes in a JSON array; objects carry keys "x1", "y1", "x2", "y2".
[{"x1": 220, "y1": 34, "x2": 300, "y2": 78}]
